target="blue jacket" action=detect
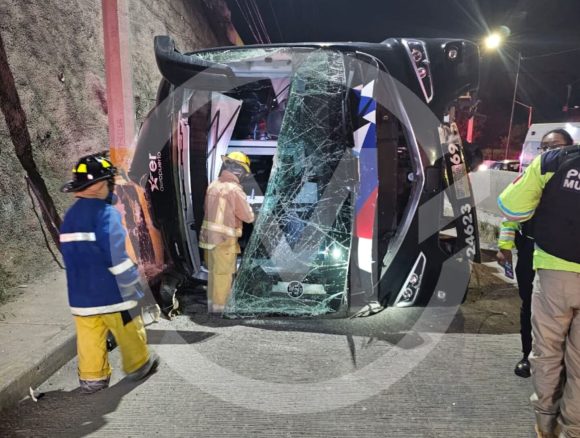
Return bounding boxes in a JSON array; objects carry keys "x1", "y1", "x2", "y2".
[{"x1": 60, "y1": 197, "x2": 140, "y2": 316}]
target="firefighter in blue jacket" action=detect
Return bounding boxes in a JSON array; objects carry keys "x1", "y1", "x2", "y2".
[
  {"x1": 60, "y1": 152, "x2": 159, "y2": 394},
  {"x1": 498, "y1": 145, "x2": 580, "y2": 437}
]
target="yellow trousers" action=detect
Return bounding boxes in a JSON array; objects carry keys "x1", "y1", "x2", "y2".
[
  {"x1": 73, "y1": 312, "x2": 149, "y2": 381},
  {"x1": 206, "y1": 238, "x2": 239, "y2": 306}
]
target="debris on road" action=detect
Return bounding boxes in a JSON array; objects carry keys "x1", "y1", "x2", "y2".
[{"x1": 29, "y1": 387, "x2": 44, "y2": 403}]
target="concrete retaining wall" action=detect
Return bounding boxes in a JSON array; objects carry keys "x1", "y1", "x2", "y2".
[
  {"x1": 471, "y1": 169, "x2": 519, "y2": 218},
  {"x1": 0, "y1": 0, "x2": 220, "y2": 296}
]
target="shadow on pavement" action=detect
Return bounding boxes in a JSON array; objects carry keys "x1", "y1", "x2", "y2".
[
  {"x1": 171, "y1": 265, "x2": 521, "y2": 370},
  {"x1": 147, "y1": 329, "x2": 216, "y2": 345},
  {"x1": 184, "y1": 301, "x2": 518, "y2": 339},
  {"x1": 0, "y1": 377, "x2": 149, "y2": 437}
]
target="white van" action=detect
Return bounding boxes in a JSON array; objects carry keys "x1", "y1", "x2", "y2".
[{"x1": 520, "y1": 122, "x2": 580, "y2": 170}]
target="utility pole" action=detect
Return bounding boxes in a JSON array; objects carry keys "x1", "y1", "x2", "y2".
[
  {"x1": 102, "y1": 0, "x2": 135, "y2": 167},
  {"x1": 101, "y1": 0, "x2": 164, "y2": 269}
]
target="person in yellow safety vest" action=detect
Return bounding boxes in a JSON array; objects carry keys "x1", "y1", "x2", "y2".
[
  {"x1": 496, "y1": 129, "x2": 574, "y2": 379},
  {"x1": 199, "y1": 151, "x2": 255, "y2": 314},
  {"x1": 498, "y1": 143, "x2": 580, "y2": 438}
]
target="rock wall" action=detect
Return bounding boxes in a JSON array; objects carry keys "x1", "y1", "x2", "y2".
[{"x1": 0, "y1": 0, "x2": 221, "y2": 296}]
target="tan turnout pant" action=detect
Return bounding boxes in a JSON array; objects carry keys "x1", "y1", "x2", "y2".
[
  {"x1": 530, "y1": 269, "x2": 580, "y2": 437},
  {"x1": 207, "y1": 237, "x2": 239, "y2": 308}
]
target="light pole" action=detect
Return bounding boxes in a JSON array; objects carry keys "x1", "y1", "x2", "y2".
[
  {"x1": 515, "y1": 100, "x2": 533, "y2": 128},
  {"x1": 564, "y1": 77, "x2": 580, "y2": 112},
  {"x1": 504, "y1": 47, "x2": 580, "y2": 159},
  {"x1": 482, "y1": 30, "x2": 518, "y2": 159},
  {"x1": 505, "y1": 52, "x2": 521, "y2": 160},
  {"x1": 483, "y1": 28, "x2": 580, "y2": 159}
]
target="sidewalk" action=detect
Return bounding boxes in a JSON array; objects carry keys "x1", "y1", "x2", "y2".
[{"x1": 0, "y1": 270, "x2": 75, "y2": 412}]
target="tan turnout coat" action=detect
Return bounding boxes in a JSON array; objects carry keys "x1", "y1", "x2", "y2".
[{"x1": 199, "y1": 170, "x2": 255, "y2": 250}]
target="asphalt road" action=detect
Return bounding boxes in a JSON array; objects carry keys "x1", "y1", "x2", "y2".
[{"x1": 0, "y1": 286, "x2": 535, "y2": 438}]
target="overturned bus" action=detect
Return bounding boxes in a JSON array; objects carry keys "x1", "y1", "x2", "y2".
[{"x1": 130, "y1": 36, "x2": 481, "y2": 318}]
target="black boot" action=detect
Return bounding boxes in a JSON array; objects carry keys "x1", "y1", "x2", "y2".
[
  {"x1": 514, "y1": 357, "x2": 531, "y2": 378},
  {"x1": 106, "y1": 332, "x2": 117, "y2": 352}
]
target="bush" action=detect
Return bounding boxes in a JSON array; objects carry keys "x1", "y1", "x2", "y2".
[{"x1": 0, "y1": 265, "x2": 13, "y2": 305}]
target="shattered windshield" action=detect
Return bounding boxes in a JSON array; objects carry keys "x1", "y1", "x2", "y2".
[
  {"x1": 210, "y1": 49, "x2": 357, "y2": 317},
  {"x1": 194, "y1": 48, "x2": 289, "y2": 64}
]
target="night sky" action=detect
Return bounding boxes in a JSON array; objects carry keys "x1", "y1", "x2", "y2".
[{"x1": 226, "y1": 0, "x2": 580, "y2": 146}]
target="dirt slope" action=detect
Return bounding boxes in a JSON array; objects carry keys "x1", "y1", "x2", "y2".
[{"x1": 0, "y1": 0, "x2": 220, "y2": 299}]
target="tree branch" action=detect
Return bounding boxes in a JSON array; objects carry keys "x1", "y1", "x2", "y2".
[{"x1": 0, "y1": 31, "x2": 62, "y2": 249}]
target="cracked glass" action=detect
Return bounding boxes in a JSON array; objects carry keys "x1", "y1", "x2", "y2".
[
  {"x1": 194, "y1": 48, "x2": 286, "y2": 63},
  {"x1": 218, "y1": 49, "x2": 357, "y2": 317}
]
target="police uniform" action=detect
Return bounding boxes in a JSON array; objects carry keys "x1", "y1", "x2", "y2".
[
  {"x1": 498, "y1": 220, "x2": 536, "y2": 370},
  {"x1": 498, "y1": 145, "x2": 580, "y2": 436},
  {"x1": 498, "y1": 219, "x2": 535, "y2": 367}
]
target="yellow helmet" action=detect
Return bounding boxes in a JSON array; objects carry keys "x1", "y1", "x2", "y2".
[{"x1": 225, "y1": 151, "x2": 251, "y2": 173}]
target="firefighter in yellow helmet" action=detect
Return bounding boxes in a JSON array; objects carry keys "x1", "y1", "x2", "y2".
[{"x1": 199, "y1": 152, "x2": 255, "y2": 313}]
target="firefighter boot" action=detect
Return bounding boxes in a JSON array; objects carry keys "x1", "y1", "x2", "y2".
[
  {"x1": 126, "y1": 352, "x2": 160, "y2": 381},
  {"x1": 80, "y1": 377, "x2": 110, "y2": 395}
]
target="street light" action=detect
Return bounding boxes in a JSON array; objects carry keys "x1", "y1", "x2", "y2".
[
  {"x1": 482, "y1": 28, "x2": 580, "y2": 159},
  {"x1": 484, "y1": 33, "x2": 503, "y2": 51},
  {"x1": 481, "y1": 29, "x2": 520, "y2": 159},
  {"x1": 483, "y1": 26, "x2": 510, "y2": 52}
]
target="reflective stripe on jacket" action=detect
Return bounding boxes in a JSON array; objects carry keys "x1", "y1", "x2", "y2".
[
  {"x1": 498, "y1": 219, "x2": 534, "y2": 250},
  {"x1": 498, "y1": 219, "x2": 519, "y2": 250},
  {"x1": 199, "y1": 170, "x2": 254, "y2": 250},
  {"x1": 60, "y1": 198, "x2": 140, "y2": 315}
]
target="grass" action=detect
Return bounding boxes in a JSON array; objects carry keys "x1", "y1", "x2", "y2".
[
  {"x1": 0, "y1": 265, "x2": 13, "y2": 305},
  {"x1": 479, "y1": 221, "x2": 500, "y2": 247}
]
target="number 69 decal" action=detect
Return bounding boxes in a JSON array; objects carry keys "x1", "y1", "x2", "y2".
[{"x1": 447, "y1": 142, "x2": 462, "y2": 165}]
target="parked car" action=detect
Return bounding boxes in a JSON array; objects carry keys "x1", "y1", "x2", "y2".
[
  {"x1": 130, "y1": 36, "x2": 481, "y2": 317},
  {"x1": 490, "y1": 160, "x2": 520, "y2": 172},
  {"x1": 476, "y1": 160, "x2": 496, "y2": 172}
]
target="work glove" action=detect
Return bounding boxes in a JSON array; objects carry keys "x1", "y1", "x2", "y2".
[{"x1": 118, "y1": 277, "x2": 146, "y2": 302}]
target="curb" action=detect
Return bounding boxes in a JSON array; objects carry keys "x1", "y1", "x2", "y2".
[{"x1": 0, "y1": 329, "x2": 76, "y2": 413}]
